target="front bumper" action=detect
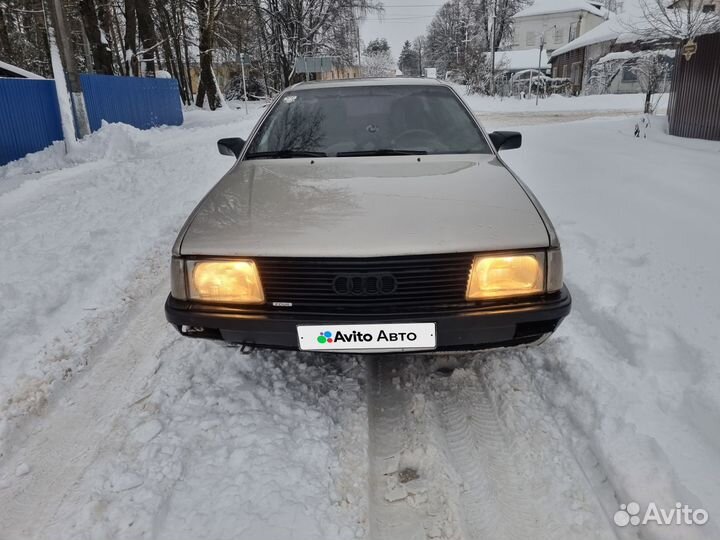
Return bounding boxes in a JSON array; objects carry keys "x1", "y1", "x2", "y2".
[{"x1": 165, "y1": 286, "x2": 571, "y2": 353}]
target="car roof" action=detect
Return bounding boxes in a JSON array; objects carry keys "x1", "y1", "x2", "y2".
[{"x1": 289, "y1": 77, "x2": 449, "y2": 91}]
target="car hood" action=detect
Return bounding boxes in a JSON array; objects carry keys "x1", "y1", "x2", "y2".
[{"x1": 178, "y1": 155, "x2": 549, "y2": 257}]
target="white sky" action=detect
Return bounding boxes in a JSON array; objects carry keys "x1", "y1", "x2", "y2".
[{"x1": 359, "y1": 1, "x2": 446, "y2": 59}]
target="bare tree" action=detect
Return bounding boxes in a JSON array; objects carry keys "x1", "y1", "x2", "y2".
[
  {"x1": 631, "y1": 0, "x2": 720, "y2": 42},
  {"x1": 423, "y1": 0, "x2": 526, "y2": 83},
  {"x1": 136, "y1": 0, "x2": 158, "y2": 76},
  {"x1": 195, "y1": 0, "x2": 224, "y2": 109},
  {"x1": 250, "y1": 0, "x2": 381, "y2": 88},
  {"x1": 78, "y1": 0, "x2": 114, "y2": 74},
  {"x1": 124, "y1": 0, "x2": 138, "y2": 74},
  {"x1": 632, "y1": 51, "x2": 673, "y2": 113}
]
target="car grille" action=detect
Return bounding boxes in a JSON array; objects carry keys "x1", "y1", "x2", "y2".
[{"x1": 255, "y1": 253, "x2": 475, "y2": 314}]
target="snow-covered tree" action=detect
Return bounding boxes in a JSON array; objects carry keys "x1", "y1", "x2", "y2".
[
  {"x1": 632, "y1": 51, "x2": 673, "y2": 113},
  {"x1": 587, "y1": 50, "x2": 673, "y2": 111},
  {"x1": 398, "y1": 40, "x2": 420, "y2": 76},
  {"x1": 587, "y1": 56, "x2": 628, "y2": 94},
  {"x1": 363, "y1": 49, "x2": 395, "y2": 77},
  {"x1": 365, "y1": 37, "x2": 390, "y2": 55}
]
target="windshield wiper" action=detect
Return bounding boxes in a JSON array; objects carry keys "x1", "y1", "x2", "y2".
[
  {"x1": 336, "y1": 149, "x2": 428, "y2": 157},
  {"x1": 245, "y1": 150, "x2": 327, "y2": 159}
]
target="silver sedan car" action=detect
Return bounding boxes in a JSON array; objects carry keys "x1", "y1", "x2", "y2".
[{"x1": 166, "y1": 78, "x2": 570, "y2": 354}]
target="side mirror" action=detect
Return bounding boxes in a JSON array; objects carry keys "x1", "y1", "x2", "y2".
[
  {"x1": 489, "y1": 131, "x2": 522, "y2": 152},
  {"x1": 217, "y1": 137, "x2": 245, "y2": 158}
]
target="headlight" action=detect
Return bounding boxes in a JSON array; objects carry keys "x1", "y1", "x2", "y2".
[
  {"x1": 187, "y1": 259, "x2": 265, "y2": 304},
  {"x1": 466, "y1": 252, "x2": 545, "y2": 300}
]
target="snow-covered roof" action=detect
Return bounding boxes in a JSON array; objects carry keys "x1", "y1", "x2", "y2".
[
  {"x1": 0, "y1": 60, "x2": 44, "y2": 79},
  {"x1": 489, "y1": 49, "x2": 551, "y2": 70},
  {"x1": 596, "y1": 48, "x2": 676, "y2": 63},
  {"x1": 547, "y1": 0, "x2": 686, "y2": 58},
  {"x1": 550, "y1": 13, "x2": 643, "y2": 57},
  {"x1": 514, "y1": 0, "x2": 607, "y2": 18}
]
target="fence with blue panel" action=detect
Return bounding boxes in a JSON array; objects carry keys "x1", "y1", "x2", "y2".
[
  {"x1": 80, "y1": 74, "x2": 183, "y2": 132},
  {"x1": 0, "y1": 75, "x2": 183, "y2": 166},
  {"x1": 0, "y1": 78, "x2": 64, "y2": 167}
]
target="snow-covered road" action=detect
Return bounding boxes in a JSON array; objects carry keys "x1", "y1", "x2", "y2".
[{"x1": 1, "y1": 97, "x2": 719, "y2": 540}]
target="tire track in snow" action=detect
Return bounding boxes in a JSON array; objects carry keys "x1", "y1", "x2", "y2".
[
  {"x1": 367, "y1": 354, "x2": 620, "y2": 540},
  {"x1": 367, "y1": 356, "x2": 466, "y2": 540},
  {"x1": 432, "y1": 369, "x2": 547, "y2": 540}
]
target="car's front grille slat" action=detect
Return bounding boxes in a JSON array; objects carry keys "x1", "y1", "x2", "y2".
[{"x1": 256, "y1": 253, "x2": 475, "y2": 313}]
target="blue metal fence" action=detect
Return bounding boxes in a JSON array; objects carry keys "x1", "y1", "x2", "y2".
[
  {"x1": 0, "y1": 79, "x2": 64, "y2": 166},
  {"x1": 0, "y1": 75, "x2": 184, "y2": 166},
  {"x1": 80, "y1": 74, "x2": 183, "y2": 132}
]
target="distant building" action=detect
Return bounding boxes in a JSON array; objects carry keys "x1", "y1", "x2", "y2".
[
  {"x1": 549, "y1": 13, "x2": 674, "y2": 95},
  {"x1": 320, "y1": 64, "x2": 360, "y2": 81},
  {"x1": 491, "y1": 48, "x2": 551, "y2": 75},
  {"x1": 511, "y1": 0, "x2": 608, "y2": 53},
  {"x1": 294, "y1": 56, "x2": 360, "y2": 81},
  {"x1": 0, "y1": 60, "x2": 44, "y2": 80},
  {"x1": 666, "y1": 0, "x2": 718, "y2": 11}
]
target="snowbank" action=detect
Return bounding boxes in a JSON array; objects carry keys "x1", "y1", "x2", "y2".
[
  {"x1": 0, "y1": 105, "x2": 265, "y2": 442},
  {"x1": 501, "y1": 115, "x2": 720, "y2": 536},
  {"x1": 456, "y1": 84, "x2": 669, "y2": 112}
]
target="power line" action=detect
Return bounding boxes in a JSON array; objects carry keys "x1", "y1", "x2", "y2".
[
  {"x1": 378, "y1": 3, "x2": 445, "y2": 6},
  {"x1": 364, "y1": 14, "x2": 437, "y2": 20}
]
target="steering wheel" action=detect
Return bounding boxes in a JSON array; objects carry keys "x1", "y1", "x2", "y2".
[{"x1": 393, "y1": 128, "x2": 438, "y2": 148}]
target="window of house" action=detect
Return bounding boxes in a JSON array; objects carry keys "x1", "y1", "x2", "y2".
[
  {"x1": 569, "y1": 25, "x2": 577, "y2": 41},
  {"x1": 570, "y1": 62, "x2": 581, "y2": 85},
  {"x1": 526, "y1": 31, "x2": 536, "y2": 46},
  {"x1": 621, "y1": 66, "x2": 638, "y2": 82},
  {"x1": 554, "y1": 27, "x2": 563, "y2": 43},
  {"x1": 562, "y1": 64, "x2": 568, "y2": 78},
  {"x1": 702, "y1": 4, "x2": 715, "y2": 12}
]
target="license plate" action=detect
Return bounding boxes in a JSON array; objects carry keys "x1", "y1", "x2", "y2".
[{"x1": 297, "y1": 323, "x2": 436, "y2": 352}]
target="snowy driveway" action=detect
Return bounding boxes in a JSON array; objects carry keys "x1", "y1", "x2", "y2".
[{"x1": 1, "y1": 103, "x2": 719, "y2": 540}]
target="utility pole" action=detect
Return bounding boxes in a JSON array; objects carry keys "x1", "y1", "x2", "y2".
[
  {"x1": 240, "y1": 52, "x2": 249, "y2": 115},
  {"x1": 354, "y1": 8, "x2": 362, "y2": 75},
  {"x1": 418, "y1": 40, "x2": 423, "y2": 77},
  {"x1": 490, "y1": 0, "x2": 497, "y2": 96},
  {"x1": 536, "y1": 34, "x2": 544, "y2": 105},
  {"x1": 536, "y1": 26, "x2": 555, "y2": 106},
  {"x1": 45, "y1": 0, "x2": 91, "y2": 138}
]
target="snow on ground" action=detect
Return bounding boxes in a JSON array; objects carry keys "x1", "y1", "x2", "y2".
[
  {"x1": 499, "y1": 116, "x2": 720, "y2": 538},
  {"x1": 0, "y1": 105, "x2": 263, "y2": 441},
  {"x1": 1, "y1": 95, "x2": 719, "y2": 539},
  {"x1": 455, "y1": 84, "x2": 669, "y2": 114}
]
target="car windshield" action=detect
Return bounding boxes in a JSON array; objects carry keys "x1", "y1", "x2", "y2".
[{"x1": 245, "y1": 85, "x2": 492, "y2": 158}]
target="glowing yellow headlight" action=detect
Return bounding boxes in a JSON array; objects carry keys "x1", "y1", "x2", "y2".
[
  {"x1": 466, "y1": 253, "x2": 544, "y2": 300},
  {"x1": 189, "y1": 260, "x2": 265, "y2": 304}
]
